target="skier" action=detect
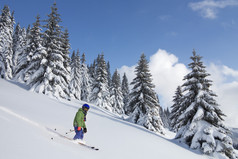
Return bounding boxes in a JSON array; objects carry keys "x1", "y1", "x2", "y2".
[{"x1": 73, "y1": 103, "x2": 90, "y2": 142}]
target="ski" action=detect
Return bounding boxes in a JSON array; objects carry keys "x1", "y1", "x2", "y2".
[
  {"x1": 47, "y1": 127, "x2": 99, "y2": 151},
  {"x1": 78, "y1": 142, "x2": 99, "y2": 151}
]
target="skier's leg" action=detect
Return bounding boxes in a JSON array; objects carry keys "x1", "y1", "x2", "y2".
[
  {"x1": 73, "y1": 126, "x2": 80, "y2": 140},
  {"x1": 79, "y1": 129, "x2": 84, "y2": 139}
]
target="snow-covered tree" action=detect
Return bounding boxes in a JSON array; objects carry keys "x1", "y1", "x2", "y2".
[
  {"x1": 36, "y1": 2, "x2": 70, "y2": 99},
  {"x1": 80, "y1": 53, "x2": 91, "y2": 102},
  {"x1": 110, "y1": 69, "x2": 124, "y2": 115},
  {"x1": 122, "y1": 73, "x2": 130, "y2": 113},
  {"x1": 127, "y1": 53, "x2": 164, "y2": 133},
  {"x1": 107, "y1": 61, "x2": 112, "y2": 87},
  {"x1": 88, "y1": 59, "x2": 96, "y2": 86},
  {"x1": 61, "y1": 28, "x2": 71, "y2": 73},
  {"x1": 160, "y1": 107, "x2": 171, "y2": 129},
  {"x1": 26, "y1": 25, "x2": 31, "y2": 35},
  {"x1": 12, "y1": 23, "x2": 26, "y2": 68},
  {"x1": 165, "y1": 108, "x2": 171, "y2": 127},
  {"x1": 175, "y1": 50, "x2": 237, "y2": 159},
  {"x1": 0, "y1": 5, "x2": 14, "y2": 79},
  {"x1": 69, "y1": 50, "x2": 81, "y2": 100},
  {"x1": 90, "y1": 53, "x2": 111, "y2": 111},
  {"x1": 13, "y1": 26, "x2": 28, "y2": 82},
  {"x1": 12, "y1": 23, "x2": 21, "y2": 67},
  {"x1": 170, "y1": 86, "x2": 183, "y2": 132},
  {"x1": 24, "y1": 15, "x2": 47, "y2": 87}
]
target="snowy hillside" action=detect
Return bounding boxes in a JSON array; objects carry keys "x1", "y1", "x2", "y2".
[
  {"x1": 231, "y1": 128, "x2": 238, "y2": 150},
  {"x1": 0, "y1": 78, "x2": 234, "y2": 159}
]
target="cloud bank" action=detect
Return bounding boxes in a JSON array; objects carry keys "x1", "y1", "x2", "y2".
[
  {"x1": 118, "y1": 49, "x2": 238, "y2": 127},
  {"x1": 189, "y1": 0, "x2": 238, "y2": 19}
]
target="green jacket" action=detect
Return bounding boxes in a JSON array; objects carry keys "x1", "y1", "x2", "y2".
[{"x1": 73, "y1": 108, "x2": 86, "y2": 128}]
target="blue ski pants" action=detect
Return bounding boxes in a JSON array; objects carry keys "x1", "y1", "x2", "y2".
[{"x1": 73, "y1": 126, "x2": 84, "y2": 140}]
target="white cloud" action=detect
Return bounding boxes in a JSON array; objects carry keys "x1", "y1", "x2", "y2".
[
  {"x1": 208, "y1": 63, "x2": 238, "y2": 127},
  {"x1": 118, "y1": 49, "x2": 238, "y2": 128},
  {"x1": 222, "y1": 65, "x2": 238, "y2": 77},
  {"x1": 148, "y1": 49, "x2": 189, "y2": 109},
  {"x1": 189, "y1": 0, "x2": 238, "y2": 19}
]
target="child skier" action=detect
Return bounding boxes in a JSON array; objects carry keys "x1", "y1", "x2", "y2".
[{"x1": 73, "y1": 104, "x2": 90, "y2": 142}]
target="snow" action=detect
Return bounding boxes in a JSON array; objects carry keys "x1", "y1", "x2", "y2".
[
  {"x1": 192, "y1": 106, "x2": 204, "y2": 122},
  {"x1": 0, "y1": 79, "x2": 233, "y2": 159}
]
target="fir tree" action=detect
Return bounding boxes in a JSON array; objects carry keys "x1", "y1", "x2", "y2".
[
  {"x1": 12, "y1": 23, "x2": 25, "y2": 68},
  {"x1": 170, "y1": 86, "x2": 183, "y2": 132},
  {"x1": 38, "y1": 2, "x2": 70, "y2": 99},
  {"x1": 176, "y1": 50, "x2": 237, "y2": 158},
  {"x1": 61, "y1": 28, "x2": 71, "y2": 72},
  {"x1": 13, "y1": 26, "x2": 28, "y2": 82},
  {"x1": 26, "y1": 25, "x2": 31, "y2": 35},
  {"x1": 127, "y1": 53, "x2": 164, "y2": 133},
  {"x1": 90, "y1": 53, "x2": 111, "y2": 111},
  {"x1": 80, "y1": 53, "x2": 91, "y2": 102},
  {"x1": 69, "y1": 50, "x2": 81, "y2": 100},
  {"x1": 160, "y1": 107, "x2": 171, "y2": 129},
  {"x1": 165, "y1": 107, "x2": 171, "y2": 127},
  {"x1": 110, "y1": 69, "x2": 124, "y2": 115},
  {"x1": 88, "y1": 59, "x2": 97, "y2": 86},
  {"x1": 24, "y1": 15, "x2": 47, "y2": 88},
  {"x1": 107, "y1": 61, "x2": 112, "y2": 87},
  {"x1": 0, "y1": 5, "x2": 14, "y2": 79},
  {"x1": 122, "y1": 73, "x2": 130, "y2": 114}
]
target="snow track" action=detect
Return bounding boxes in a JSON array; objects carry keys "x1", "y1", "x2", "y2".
[{"x1": 0, "y1": 105, "x2": 43, "y2": 128}]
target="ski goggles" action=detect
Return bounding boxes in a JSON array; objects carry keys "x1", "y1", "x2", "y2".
[{"x1": 83, "y1": 107, "x2": 89, "y2": 111}]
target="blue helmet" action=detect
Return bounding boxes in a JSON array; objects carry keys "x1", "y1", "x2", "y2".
[{"x1": 82, "y1": 103, "x2": 90, "y2": 110}]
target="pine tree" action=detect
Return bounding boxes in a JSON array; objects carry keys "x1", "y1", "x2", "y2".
[
  {"x1": 88, "y1": 59, "x2": 96, "y2": 86},
  {"x1": 12, "y1": 23, "x2": 24, "y2": 68},
  {"x1": 165, "y1": 107, "x2": 171, "y2": 127},
  {"x1": 0, "y1": 5, "x2": 14, "y2": 79},
  {"x1": 69, "y1": 50, "x2": 81, "y2": 100},
  {"x1": 122, "y1": 73, "x2": 130, "y2": 114},
  {"x1": 160, "y1": 107, "x2": 171, "y2": 129},
  {"x1": 13, "y1": 26, "x2": 28, "y2": 82},
  {"x1": 90, "y1": 53, "x2": 111, "y2": 111},
  {"x1": 107, "y1": 61, "x2": 112, "y2": 87},
  {"x1": 61, "y1": 28, "x2": 71, "y2": 72},
  {"x1": 24, "y1": 15, "x2": 47, "y2": 88},
  {"x1": 80, "y1": 53, "x2": 91, "y2": 102},
  {"x1": 38, "y1": 2, "x2": 70, "y2": 99},
  {"x1": 176, "y1": 50, "x2": 237, "y2": 159},
  {"x1": 26, "y1": 25, "x2": 31, "y2": 35},
  {"x1": 170, "y1": 86, "x2": 183, "y2": 132},
  {"x1": 127, "y1": 53, "x2": 164, "y2": 133},
  {"x1": 110, "y1": 69, "x2": 124, "y2": 115}
]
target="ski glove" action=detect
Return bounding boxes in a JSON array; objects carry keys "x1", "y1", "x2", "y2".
[
  {"x1": 77, "y1": 127, "x2": 81, "y2": 131},
  {"x1": 83, "y1": 128, "x2": 87, "y2": 133}
]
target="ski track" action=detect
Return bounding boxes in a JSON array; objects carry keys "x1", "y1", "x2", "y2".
[
  {"x1": 0, "y1": 105, "x2": 50, "y2": 133},
  {"x1": 0, "y1": 105, "x2": 76, "y2": 143}
]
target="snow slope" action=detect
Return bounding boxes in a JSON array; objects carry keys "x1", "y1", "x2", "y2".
[
  {"x1": 231, "y1": 128, "x2": 238, "y2": 150},
  {"x1": 0, "y1": 79, "x2": 219, "y2": 159}
]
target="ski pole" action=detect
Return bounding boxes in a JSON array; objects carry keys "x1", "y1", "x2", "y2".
[{"x1": 65, "y1": 129, "x2": 74, "y2": 134}]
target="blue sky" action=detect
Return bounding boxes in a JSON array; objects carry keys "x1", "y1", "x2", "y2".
[{"x1": 1, "y1": 0, "x2": 238, "y2": 71}]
